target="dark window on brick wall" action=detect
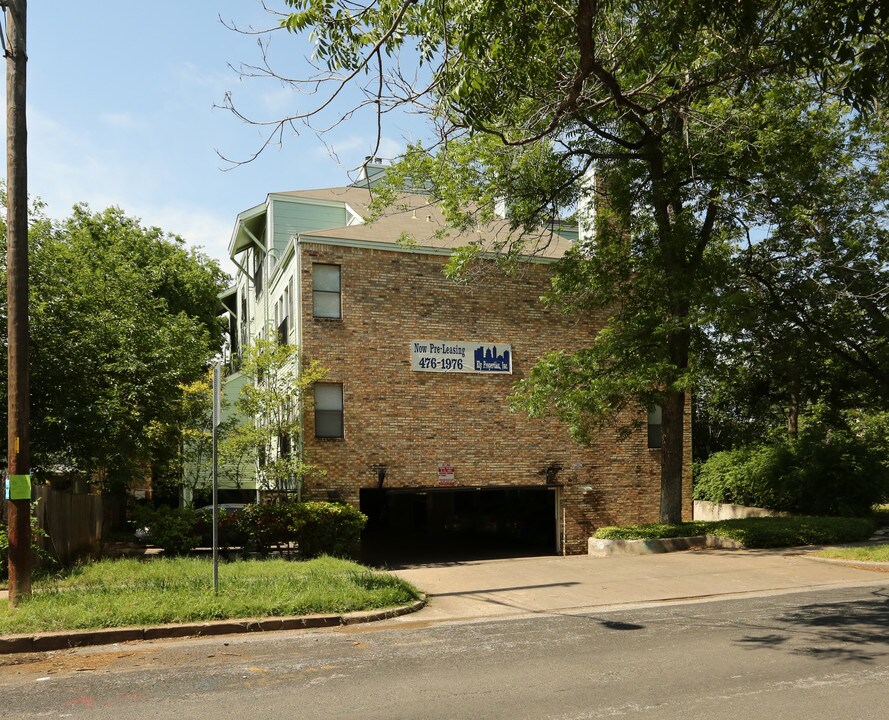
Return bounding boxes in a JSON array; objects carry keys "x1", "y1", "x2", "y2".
[
  {"x1": 647, "y1": 406, "x2": 662, "y2": 449},
  {"x1": 313, "y1": 264, "x2": 341, "y2": 318},
  {"x1": 315, "y1": 383, "x2": 344, "y2": 438}
]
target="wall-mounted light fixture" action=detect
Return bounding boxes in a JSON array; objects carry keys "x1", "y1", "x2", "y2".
[
  {"x1": 540, "y1": 462, "x2": 564, "y2": 485},
  {"x1": 370, "y1": 464, "x2": 388, "y2": 489}
]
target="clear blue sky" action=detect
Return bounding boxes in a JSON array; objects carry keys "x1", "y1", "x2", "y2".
[{"x1": 6, "y1": 2, "x2": 428, "y2": 269}]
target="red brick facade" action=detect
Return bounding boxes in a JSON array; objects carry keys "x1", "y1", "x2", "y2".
[{"x1": 299, "y1": 242, "x2": 692, "y2": 554}]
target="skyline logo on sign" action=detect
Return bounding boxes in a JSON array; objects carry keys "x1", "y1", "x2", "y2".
[{"x1": 474, "y1": 345, "x2": 511, "y2": 373}]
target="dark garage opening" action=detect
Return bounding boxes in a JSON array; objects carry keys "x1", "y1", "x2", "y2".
[{"x1": 360, "y1": 486, "x2": 557, "y2": 566}]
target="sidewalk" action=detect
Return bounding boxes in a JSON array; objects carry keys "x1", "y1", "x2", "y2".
[{"x1": 387, "y1": 547, "x2": 889, "y2": 624}]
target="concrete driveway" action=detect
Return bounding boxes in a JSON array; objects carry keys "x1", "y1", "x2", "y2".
[{"x1": 389, "y1": 547, "x2": 888, "y2": 624}]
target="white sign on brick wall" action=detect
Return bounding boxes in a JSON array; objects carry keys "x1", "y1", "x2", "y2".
[
  {"x1": 410, "y1": 340, "x2": 512, "y2": 374},
  {"x1": 437, "y1": 464, "x2": 456, "y2": 486}
]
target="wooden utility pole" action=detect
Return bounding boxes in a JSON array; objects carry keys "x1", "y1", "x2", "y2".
[{"x1": 4, "y1": 0, "x2": 30, "y2": 605}]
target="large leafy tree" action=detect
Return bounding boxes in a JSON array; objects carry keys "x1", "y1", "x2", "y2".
[
  {"x1": 228, "y1": 0, "x2": 887, "y2": 521},
  {"x1": 697, "y1": 94, "x2": 889, "y2": 455},
  {"x1": 0, "y1": 202, "x2": 228, "y2": 489}
]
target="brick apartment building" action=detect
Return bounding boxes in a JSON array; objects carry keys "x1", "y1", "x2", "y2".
[{"x1": 221, "y1": 164, "x2": 692, "y2": 557}]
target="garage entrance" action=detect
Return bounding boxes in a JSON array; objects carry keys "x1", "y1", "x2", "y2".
[{"x1": 360, "y1": 486, "x2": 558, "y2": 566}]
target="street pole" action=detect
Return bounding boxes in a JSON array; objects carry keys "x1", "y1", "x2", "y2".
[
  {"x1": 4, "y1": 0, "x2": 30, "y2": 606},
  {"x1": 212, "y1": 361, "x2": 221, "y2": 594}
]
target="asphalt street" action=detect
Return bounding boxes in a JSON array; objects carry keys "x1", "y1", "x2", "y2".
[{"x1": 2, "y1": 583, "x2": 888, "y2": 720}]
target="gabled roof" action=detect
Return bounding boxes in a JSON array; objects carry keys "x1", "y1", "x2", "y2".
[
  {"x1": 228, "y1": 203, "x2": 267, "y2": 257},
  {"x1": 273, "y1": 186, "x2": 574, "y2": 259}
]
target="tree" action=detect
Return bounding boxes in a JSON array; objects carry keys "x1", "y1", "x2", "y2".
[
  {"x1": 168, "y1": 373, "x2": 221, "y2": 504},
  {"x1": 231, "y1": 337, "x2": 326, "y2": 495},
  {"x1": 226, "y1": 0, "x2": 888, "y2": 522},
  {"x1": 162, "y1": 370, "x2": 254, "y2": 505},
  {"x1": 696, "y1": 93, "x2": 889, "y2": 456},
  {"x1": 0, "y1": 202, "x2": 229, "y2": 489}
]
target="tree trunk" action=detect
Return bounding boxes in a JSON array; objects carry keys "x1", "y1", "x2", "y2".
[
  {"x1": 659, "y1": 389, "x2": 685, "y2": 524},
  {"x1": 787, "y1": 381, "x2": 799, "y2": 438}
]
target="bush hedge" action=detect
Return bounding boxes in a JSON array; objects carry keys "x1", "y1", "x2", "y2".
[
  {"x1": 594, "y1": 515, "x2": 876, "y2": 548},
  {"x1": 593, "y1": 522, "x2": 713, "y2": 540},
  {"x1": 134, "y1": 500, "x2": 367, "y2": 559},
  {"x1": 291, "y1": 501, "x2": 366, "y2": 559},
  {"x1": 141, "y1": 506, "x2": 201, "y2": 556},
  {"x1": 711, "y1": 516, "x2": 876, "y2": 547},
  {"x1": 694, "y1": 418, "x2": 889, "y2": 516}
]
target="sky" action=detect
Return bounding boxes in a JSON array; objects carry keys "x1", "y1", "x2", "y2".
[{"x1": 4, "y1": 2, "x2": 429, "y2": 271}]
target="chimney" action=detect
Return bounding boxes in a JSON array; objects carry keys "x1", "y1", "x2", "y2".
[{"x1": 354, "y1": 156, "x2": 390, "y2": 187}]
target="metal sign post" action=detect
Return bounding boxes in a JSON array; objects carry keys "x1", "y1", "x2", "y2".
[{"x1": 212, "y1": 361, "x2": 221, "y2": 593}]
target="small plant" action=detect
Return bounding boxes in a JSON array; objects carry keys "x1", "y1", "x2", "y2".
[{"x1": 0, "y1": 507, "x2": 57, "y2": 581}]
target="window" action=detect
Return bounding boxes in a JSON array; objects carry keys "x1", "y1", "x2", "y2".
[
  {"x1": 253, "y1": 250, "x2": 264, "y2": 298},
  {"x1": 313, "y1": 264, "x2": 341, "y2": 318},
  {"x1": 276, "y1": 291, "x2": 290, "y2": 344},
  {"x1": 647, "y1": 406, "x2": 663, "y2": 449},
  {"x1": 314, "y1": 383, "x2": 344, "y2": 438},
  {"x1": 228, "y1": 313, "x2": 239, "y2": 356},
  {"x1": 277, "y1": 316, "x2": 289, "y2": 345},
  {"x1": 240, "y1": 293, "x2": 248, "y2": 350}
]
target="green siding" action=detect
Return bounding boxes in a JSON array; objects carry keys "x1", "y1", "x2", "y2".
[
  {"x1": 218, "y1": 371, "x2": 255, "y2": 490},
  {"x1": 553, "y1": 225, "x2": 579, "y2": 243},
  {"x1": 222, "y1": 372, "x2": 249, "y2": 424},
  {"x1": 272, "y1": 199, "x2": 349, "y2": 254}
]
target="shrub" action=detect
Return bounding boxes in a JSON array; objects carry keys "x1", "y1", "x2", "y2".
[
  {"x1": 135, "y1": 500, "x2": 369, "y2": 558},
  {"x1": 694, "y1": 419, "x2": 889, "y2": 516},
  {"x1": 710, "y1": 516, "x2": 875, "y2": 547},
  {"x1": 593, "y1": 516, "x2": 876, "y2": 548},
  {"x1": 291, "y1": 501, "x2": 367, "y2": 559},
  {"x1": 694, "y1": 444, "x2": 797, "y2": 509},
  {"x1": 142, "y1": 507, "x2": 201, "y2": 556},
  {"x1": 194, "y1": 508, "x2": 249, "y2": 551},
  {"x1": 594, "y1": 522, "x2": 712, "y2": 540},
  {"x1": 237, "y1": 502, "x2": 298, "y2": 556},
  {"x1": 0, "y1": 510, "x2": 58, "y2": 580}
]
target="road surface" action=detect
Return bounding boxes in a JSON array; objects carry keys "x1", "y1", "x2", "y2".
[{"x1": 2, "y1": 584, "x2": 888, "y2": 719}]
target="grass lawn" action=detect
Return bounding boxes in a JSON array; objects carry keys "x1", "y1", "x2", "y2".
[
  {"x1": 0, "y1": 556, "x2": 421, "y2": 634},
  {"x1": 814, "y1": 545, "x2": 889, "y2": 563}
]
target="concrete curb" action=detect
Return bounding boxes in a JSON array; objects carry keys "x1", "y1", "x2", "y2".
[
  {"x1": 588, "y1": 535, "x2": 744, "y2": 557},
  {"x1": 800, "y1": 554, "x2": 889, "y2": 573},
  {"x1": 0, "y1": 598, "x2": 426, "y2": 655}
]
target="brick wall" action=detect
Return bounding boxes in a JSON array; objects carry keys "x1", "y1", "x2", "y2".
[{"x1": 299, "y1": 242, "x2": 692, "y2": 554}]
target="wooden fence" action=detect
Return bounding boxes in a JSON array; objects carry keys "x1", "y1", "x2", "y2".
[{"x1": 35, "y1": 486, "x2": 105, "y2": 565}]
